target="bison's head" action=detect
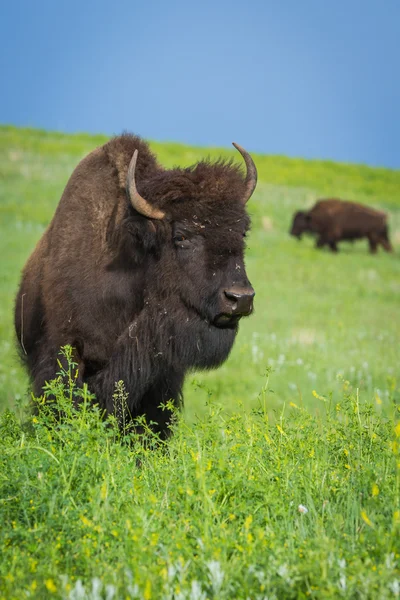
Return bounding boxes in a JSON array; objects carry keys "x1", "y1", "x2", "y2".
[
  {"x1": 290, "y1": 211, "x2": 311, "y2": 239},
  {"x1": 125, "y1": 144, "x2": 257, "y2": 331}
]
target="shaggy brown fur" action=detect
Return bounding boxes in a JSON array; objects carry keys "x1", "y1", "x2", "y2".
[
  {"x1": 290, "y1": 198, "x2": 392, "y2": 253},
  {"x1": 15, "y1": 134, "x2": 256, "y2": 438}
]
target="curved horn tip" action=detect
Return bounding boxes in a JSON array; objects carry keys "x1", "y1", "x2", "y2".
[{"x1": 232, "y1": 142, "x2": 258, "y2": 204}]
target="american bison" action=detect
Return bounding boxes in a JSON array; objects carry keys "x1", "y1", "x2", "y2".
[
  {"x1": 290, "y1": 198, "x2": 392, "y2": 253},
  {"x1": 15, "y1": 134, "x2": 257, "y2": 437}
]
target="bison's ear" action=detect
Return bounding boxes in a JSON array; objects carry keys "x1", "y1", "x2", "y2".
[
  {"x1": 107, "y1": 216, "x2": 161, "y2": 267},
  {"x1": 126, "y1": 217, "x2": 159, "y2": 253}
]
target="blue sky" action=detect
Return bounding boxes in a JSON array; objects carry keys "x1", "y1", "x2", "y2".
[{"x1": 1, "y1": 0, "x2": 399, "y2": 168}]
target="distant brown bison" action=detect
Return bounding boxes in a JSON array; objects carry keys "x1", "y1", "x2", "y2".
[
  {"x1": 15, "y1": 134, "x2": 257, "y2": 437},
  {"x1": 290, "y1": 198, "x2": 392, "y2": 253}
]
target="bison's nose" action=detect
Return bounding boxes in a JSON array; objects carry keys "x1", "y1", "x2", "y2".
[{"x1": 224, "y1": 287, "x2": 255, "y2": 316}]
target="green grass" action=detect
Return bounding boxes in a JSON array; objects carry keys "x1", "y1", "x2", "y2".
[
  {"x1": 1, "y1": 125, "x2": 399, "y2": 416},
  {"x1": 0, "y1": 125, "x2": 400, "y2": 598},
  {"x1": 0, "y1": 355, "x2": 399, "y2": 599}
]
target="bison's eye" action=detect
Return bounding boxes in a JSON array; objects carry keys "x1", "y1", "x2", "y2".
[{"x1": 173, "y1": 233, "x2": 191, "y2": 249}]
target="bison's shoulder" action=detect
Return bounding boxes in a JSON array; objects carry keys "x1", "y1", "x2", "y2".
[
  {"x1": 310, "y1": 199, "x2": 343, "y2": 216},
  {"x1": 103, "y1": 134, "x2": 161, "y2": 191}
]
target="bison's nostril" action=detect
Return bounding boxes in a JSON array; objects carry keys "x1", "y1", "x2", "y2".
[
  {"x1": 224, "y1": 289, "x2": 255, "y2": 301},
  {"x1": 224, "y1": 288, "x2": 255, "y2": 315}
]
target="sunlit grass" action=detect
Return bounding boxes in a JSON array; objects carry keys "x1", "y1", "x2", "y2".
[
  {"x1": 0, "y1": 351, "x2": 399, "y2": 598},
  {"x1": 0, "y1": 125, "x2": 400, "y2": 598}
]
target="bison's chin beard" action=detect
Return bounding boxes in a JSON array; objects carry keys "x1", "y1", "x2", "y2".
[{"x1": 213, "y1": 313, "x2": 242, "y2": 329}]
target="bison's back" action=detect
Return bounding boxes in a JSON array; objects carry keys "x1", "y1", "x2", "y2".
[{"x1": 310, "y1": 198, "x2": 387, "y2": 238}]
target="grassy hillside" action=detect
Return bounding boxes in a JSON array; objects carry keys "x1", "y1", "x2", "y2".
[
  {"x1": 1, "y1": 125, "x2": 399, "y2": 416},
  {"x1": 0, "y1": 125, "x2": 399, "y2": 598}
]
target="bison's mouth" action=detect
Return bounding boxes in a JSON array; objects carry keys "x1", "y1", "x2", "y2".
[{"x1": 213, "y1": 313, "x2": 242, "y2": 329}]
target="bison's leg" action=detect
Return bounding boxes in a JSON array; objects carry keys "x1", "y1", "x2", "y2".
[
  {"x1": 14, "y1": 284, "x2": 67, "y2": 404},
  {"x1": 86, "y1": 315, "x2": 186, "y2": 438},
  {"x1": 31, "y1": 344, "x2": 85, "y2": 409},
  {"x1": 316, "y1": 236, "x2": 338, "y2": 252},
  {"x1": 89, "y1": 360, "x2": 184, "y2": 439},
  {"x1": 367, "y1": 234, "x2": 378, "y2": 254},
  {"x1": 32, "y1": 350, "x2": 57, "y2": 397},
  {"x1": 329, "y1": 241, "x2": 338, "y2": 253},
  {"x1": 138, "y1": 370, "x2": 184, "y2": 439}
]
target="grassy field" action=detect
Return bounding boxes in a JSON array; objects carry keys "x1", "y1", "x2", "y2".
[{"x1": 0, "y1": 125, "x2": 399, "y2": 598}]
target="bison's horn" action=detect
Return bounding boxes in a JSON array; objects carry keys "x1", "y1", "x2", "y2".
[
  {"x1": 232, "y1": 142, "x2": 258, "y2": 204},
  {"x1": 126, "y1": 150, "x2": 165, "y2": 219}
]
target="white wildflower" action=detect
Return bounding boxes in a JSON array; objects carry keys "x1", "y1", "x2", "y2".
[
  {"x1": 126, "y1": 583, "x2": 140, "y2": 598},
  {"x1": 105, "y1": 584, "x2": 116, "y2": 600},
  {"x1": 196, "y1": 537, "x2": 204, "y2": 550},
  {"x1": 68, "y1": 579, "x2": 86, "y2": 600},
  {"x1": 298, "y1": 504, "x2": 308, "y2": 514},
  {"x1": 91, "y1": 578, "x2": 102, "y2": 599},
  {"x1": 207, "y1": 560, "x2": 224, "y2": 594},
  {"x1": 248, "y1": 565, "x2": 266, "y2": 585},
  {"x1": 338, "y1": 575, "x2": 347, "y2": 591},
  {"x1": 190, "y1": 580, "x2": 207, "y2": 600},
  {"x1": 385, "y1": 553, "x2": 396, "y2": 570},
  {"x1": 277, "y1": 564, "x2": 289, "y2": 579},
  {"x1": 276, "y1": 562, "x2": 293, "y2": 586},
  {"x1": 389, "y1": 580, "x2": 399, "y2": 596},
  {"x1": 167, "y1": 564, "x2": 177, "y2": 581}
]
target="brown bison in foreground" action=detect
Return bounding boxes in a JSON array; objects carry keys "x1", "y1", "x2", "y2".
[
  {"x1": 290, "y1": 198, "x2": 392, "y2": 253},
  {"x1": 15, "y1": 134, "x2": 257, "y2": 437}
]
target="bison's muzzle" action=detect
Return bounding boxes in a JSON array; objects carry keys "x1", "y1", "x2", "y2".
[{"x1": 214, "y1": 286, "x2": 255, "y2": 328}]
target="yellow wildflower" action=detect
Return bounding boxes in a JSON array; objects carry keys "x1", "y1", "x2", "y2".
[
  {"x1": 45, "y1": 579, "x2": 57, "y2": 593},
  {"x1": 361, "y1": 510, "x2": 374, "y2": 528},
  {"x1": 372, "y1": 484, "x2": 379, "y2": 497}
]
